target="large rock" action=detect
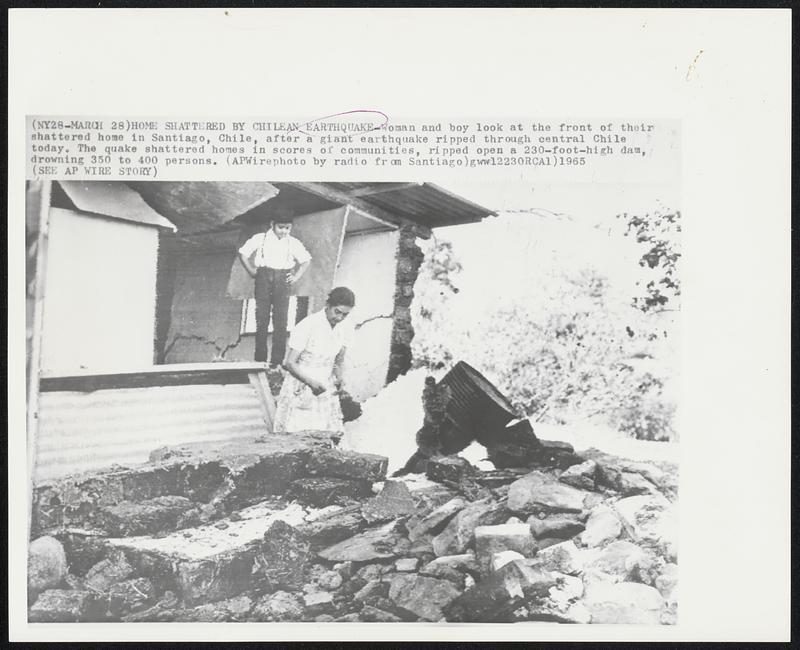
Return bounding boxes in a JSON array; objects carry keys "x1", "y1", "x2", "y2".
[
  {"x1": 84, "y1": 549, "x2": 135, "y2": 592},
  {"x1": 318, "y1": 521, "x2": 403, "y2": 562},
  {"x1": 580, "y1": 505, "x2": 622, "y2": 547},
  {"x1": 586, "y1": 540, "x2": 645, "y2": 581},
  {"x1": 559, "y1": 460, "x2": 598, "y2": 490},
  {"x1": 361, "y1": 480, "x2": 417, "y2": 524},
  {"x1": 614, "y1": 494, "x2": 677, "y2": 559},
  {"x1": 426, "y1": 456, "x2": 476, "y2": 484},
  {"x1": 528, "y1": 540, "x2": 584, "y2": 575},
  {"x1": 29, "y1": 589, "x2": 105, "y2": 622},
  {"x1": 297, "y1": 504, "x2": 367, "y2": 549},
  {"x1": 474, "y1": 523, "x2": 535, "y2": 572},
  {"x1": 584, "y1": 579, "x2": 664, "y2": 624},
  {"x1": 250, "y1": 590, "x2": 305, "y2": 622},
  {"x1": 95, "y1": 496, "x2": 198, "y2": 536},
  {"x1": 432, "y1": 498, "x2": 505, "y2": 556},
  {"x1": 420, "y1": 553, "x2": 481, "y2": 581},
  {"x1": 358, "y1": 605, "x2": 403, "y2": 622},
  {"x1": 305, "y1": 448, "x2": 388, "y2": 483},
  {"x1": 655, "y1": 562, "x2": 678, "y2": 600},
  {"x1": 407, "y1": 497, "x2": 466, "y2": 541},
  {"x1": 443, "y1": 560, "x2": 556, "y2": 622},
  {"x1": 507, "y1": 471, "x2": 588, "y2": 514},
  {"x1": 28, "y1": 536, "x2": 68, "y2": 599},
  {"x1": 388, "y1": 574, "x2": 462, "y2": 621},
  {"x1": 528, "y1": 514, "x2": 585, "y2": 540}
]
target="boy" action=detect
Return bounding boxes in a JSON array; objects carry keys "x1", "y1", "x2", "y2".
[{"x1": 238, "y1": 214, "x2": 312, "y2": 368}]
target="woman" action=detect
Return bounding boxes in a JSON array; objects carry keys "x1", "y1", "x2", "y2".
[{"x1": 272, "y1": 286, "x2": 356, "y2": 434}]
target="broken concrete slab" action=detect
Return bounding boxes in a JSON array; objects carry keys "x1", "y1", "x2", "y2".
[
  {"x1": 305, "y1": 447, "x2": 388, "y2": 483},
  {"x1": 29, "y1": 589, "x2": 105, "y2": 622},
  {"x1": 95, "y1": 496, "x2": 199, "y2": 536},
  {"x1": 387, "y1": 574, "x2": 462, "y2": 621},
  {"x1": 107, "y1": 501, "x2": 309, "y2": 605},
  {"x1": 507, "y1": 471, "x2": 589, "y2": 514},
  {"x1": 361, "y1": 480, "x2": 417, "y2": 524},
  {"x1": 317, "y1": 521, "x2": 404, "y2": 563},
  {"x1": 31, "y1": 434, "x2": 332, "y2": 536},
  {"x1": 407, "y1": 497, "x2": 466, "y2": 541}
]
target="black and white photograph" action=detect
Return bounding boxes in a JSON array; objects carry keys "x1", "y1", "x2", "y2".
[
  {"x1": 9, "y1": 7, "x2": 790, "y2": 644},
  {"x1": 25, "y1": 179, "x2": 680, "y2": 625}
]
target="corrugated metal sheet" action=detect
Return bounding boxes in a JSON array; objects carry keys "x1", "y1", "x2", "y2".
[
  {"x1": 437, "y1": 361, "x2": 519, "y2": 451},
  {"x1": 34, "y1": 381, "x2": 272, "y2": 484},
  {"x1": 325, "y1": 182, "x2": 495, "y2": 228},
  {"x1": 57, "y1": 181, "x2": 176, "y2": 230}
]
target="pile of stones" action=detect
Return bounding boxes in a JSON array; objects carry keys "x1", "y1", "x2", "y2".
[{"x1": 28, "y1": 432, "x2": 678, "y2": 624}]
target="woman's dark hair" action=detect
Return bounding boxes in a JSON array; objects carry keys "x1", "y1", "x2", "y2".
[{"x1": 327, "y1": 286, "x2": 355, "y2": 308}]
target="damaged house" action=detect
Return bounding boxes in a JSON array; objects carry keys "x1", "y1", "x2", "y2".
[{"x1": 30, "y1": 180, "x2": 494, "y2": 482}]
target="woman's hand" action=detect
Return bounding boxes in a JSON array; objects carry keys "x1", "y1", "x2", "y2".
[{"x1": 309, "y1": 380, "x2": 327, "y2": 396}]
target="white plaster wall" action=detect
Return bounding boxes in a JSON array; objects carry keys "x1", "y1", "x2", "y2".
[
  {"x1": 334, "y1": 229, "x2": 399, "y2": 402},
  {"x1": 40, "y1": 208, "x2": 159, "y2": 374}
]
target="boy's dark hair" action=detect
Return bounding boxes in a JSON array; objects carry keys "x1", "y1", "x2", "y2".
[
  {"x1": 271, "y1": 207, "x2": 294, "y2": 225},
  {"x1": 327, "y1": 286, "x2": 356, "y2": 308}
]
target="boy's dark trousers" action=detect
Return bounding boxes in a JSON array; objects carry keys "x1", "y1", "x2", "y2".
[{"x1": 254, "y1": 267, "x2": 291, "y2": 364}]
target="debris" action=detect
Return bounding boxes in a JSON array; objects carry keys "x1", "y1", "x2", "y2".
[
  {"x1": 580, "y1": 505, "x2": 623, "y2": 547},
  {"x1": 256, "y1": 520, "x2": 312, "y2": 591},
  {"x1": 290, "y1": 477, "x2": 373, "y2": 507},
  {"x1": 507, "y1": 471, "x2": 588, "y2": 514},
  {"x1": 361, "y1": 480, "x2": 416, "y2": 524},
  {"x1": 395, "y1": 557, "x2": 419, "y2": 572},
  {"x1": 583, "y1": 580, "x2": 664, "y2": 625},
  {"x1": 359, "y1": 604, "x2": 403, "y2": 622},
  {"x1": 84, "y1": 550, "x2": 135, "y2": 592},
  {"x1": 490, "y1": 550, "x2": 525, "y2": 572},
  {"x1": 528, "y1": 514, "x2": 585, "y2": 540},
  {"x1": 425, "y1": 455, "x2": 476, "y2": 484},
  {"x1": 432, "y1": 498, "x2": 505, "y2": 556},
  {"x1": 250, "y1": 591, "x2": 304, "y2": 622},
  {"x1": 106, "y1": 578, "x2": 156, "y2": 618},
  {"x1": 528, "y1": 540, "x2": 584, "y2": 575},
  {"x1": 318, "y1": 521, "x2": 403, "y2": 562},
  {"x1": 388, "y1": 574, "x2": 462, "y2": 621},
  {"x1": 474, "y1": 523, "x2": 536, "y2": 572},
  {"x1": 559, "y1": 460, "x2": 599, "y2": 491},
  {"x1": 29, "y1": 589, "x2": 104, "y2": 622},
  {"x1": 306, "y1": 447, "x2": 388, "y2": 483},
  {"x1": 407, "y1": 497, "x2": 466, "y2": 541}
]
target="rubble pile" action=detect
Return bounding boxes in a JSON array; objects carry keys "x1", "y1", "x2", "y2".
[{"x1": 28, "y1": 428, "x2": 678, "y2": 624}]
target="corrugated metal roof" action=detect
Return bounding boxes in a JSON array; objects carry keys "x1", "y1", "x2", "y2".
[
  {"x1": 34, "y1": 364, "x2": 276, "y2": 483},
  {"x1": 57, "y1": 181, "x2": 176, "y2": 230},
  {"x1": 323, "y1": 182, "x2": 496, "y2": 228}
]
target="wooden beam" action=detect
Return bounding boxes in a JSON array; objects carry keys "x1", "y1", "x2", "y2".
[
  {"x1": 347, "y1": 182, "x2": 422, "y2": 197},
  {"x1": 287, "y1": 182, "x2": 407, "y2": 227}
]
